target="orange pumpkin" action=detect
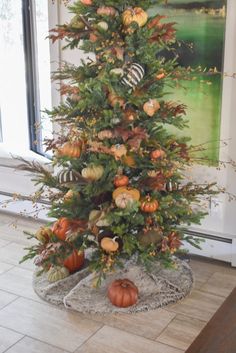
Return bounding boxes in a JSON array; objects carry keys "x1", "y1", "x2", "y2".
[
  {"x1": 141, "y1": 196, "x2": 159, "y2": 213},
  {"x1": 63, "y1": 250, "x2": 85, "y2": 273},
  {"x1": 112, "y1": 186, "x2": 140, "y2": 202},
  {"x1": 150, "y1": 149, "x2": 166, "y2": 160},
  {"x1": 114, "y1": 175, "x2": 129, "y2": 187},
  {"x1": 97, "y1": 6, "x2": 117, "y2": 16},
  {"x1": 81, "y1": 0, "x2": 92, "y2": 5},
  {"x1": 89, "y1": 33, "x2": 99, "y2": 42},
  {"x1": 108, "y1": 279, "x2": 139, "y2": 308},
  {"x1": 124, "y1": 108, "x2": 137, "y2": 122},
  {"x1": 122, "y1": 7, "x2": 148, "y2": 28},
  {"x1": 101, "y1": 237, "x2": 119, "y2": 252},
  {"x1": 143, "y1": 99, "x2": 160, "y2": 117},
  {"x1": 108, "y1": 92, "x2": 125, "y2": 108},
  {"x1": 58, "y1": 141, "x2": 82, "y2": 158},
  {"x1": 156, "y1": 72, "x2": 165, "y2": 80},
  {"x1": 52, "y1": 218, "x2": 84, "y2": 241},
  {"x1": 52, "y1": 218, "x2": 71, "y2": 240}
]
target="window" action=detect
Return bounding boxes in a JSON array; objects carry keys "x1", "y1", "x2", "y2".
[{"x1": 0, "y1": 0, "x2": 52, "y2": 156}]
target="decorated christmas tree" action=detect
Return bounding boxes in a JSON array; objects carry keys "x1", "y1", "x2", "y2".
[{"x1": 22, "y1": 0, "x2": 218, "y2": 292}]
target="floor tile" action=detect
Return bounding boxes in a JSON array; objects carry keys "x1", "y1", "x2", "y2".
[
  {"x1": 201, "y1": 272, "x2": 236, "y2": 297},
  {"x1": 166, "y1": 290, "x2": 225, "y2": 321},
  {"x1": 0, "y1": 297, "x2": 102, "y2": 352},
  {"x1": 0, "y1": 289, "x2": 17, "y2": 309},
  {"x1": 0, "y1": 267, "x2": 42, "y2": 301},
  {"x1": 91, "y1": 309, "x2": 176, "y2": 340},
  {"x1": 0, "y1": 326, "x2": 23, "y2": 353},
  {"x1": 190, "y1": 258, "x2": 216, "y2": 289},
  {"x1": 0, "y1": 262, "x2": 13, "y2": 275},
  {"x1": 157, "y1": 314, "x2": 206, "y2": 350},
  {"x1": 0, "y1": 242, "x2": 35, "y2": 270},
  {"x1": 4, "y1": 336, "x2": 69, "y2": 353},
  {"x1": 0, "y1": 228, "x2": 37, "y2": 246},
  {"x1": 190, "y1": 256, "x2": 236, "y2": 277},
  {"x1": 75, "y1": 326, "x2": 184, "y2": 353},
  {"x1": 0, "y1": 239, "x2": 10, "y2": 248}
]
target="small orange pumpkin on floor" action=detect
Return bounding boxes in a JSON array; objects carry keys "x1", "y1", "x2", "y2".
[
  {"x1": 108, "y1": 278, "x2": 139, "y2": 308},
  {"x1": 63, "y1": 250, "x2": 85, "y2": 273}
]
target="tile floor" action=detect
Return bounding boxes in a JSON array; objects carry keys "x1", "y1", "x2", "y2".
[{"x1": 0, "y1": 212, "x2": 235, "y2": 353}]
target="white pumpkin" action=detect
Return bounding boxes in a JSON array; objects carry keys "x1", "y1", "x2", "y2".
[
  {"x1": 97, "y1": 130, "x2": 113, "y2": 140},
  {"x1": 47, "y1": 266, "x2": 70, "y2": 283},
  {"x1": 88, "y1": 210, "x2": 110, "y2": 227},
  {"x1": 97, "y1": 21, "x2": 109, "y2": 31},
  {"x1": 81, "y1": 164, "x2": 104, "y2": 181},
  {"x1": 115, "y1": 192, "x2": 135, "y2": 209}
]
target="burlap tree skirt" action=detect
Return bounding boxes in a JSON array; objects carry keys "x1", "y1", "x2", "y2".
[{"x1": 33, "y1": 257, "x2": 193, "y2": 314}]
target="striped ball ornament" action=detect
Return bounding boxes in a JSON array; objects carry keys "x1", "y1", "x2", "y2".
[
  {"x1": 58, "y1": 169, "x2": 80, "y2": 185},
  {"x1": 166, "y1": 180, "x2": 179, "y2": 192},
  {"x1": 121, "y1": 63, "x2": 145, "y2": 89}
]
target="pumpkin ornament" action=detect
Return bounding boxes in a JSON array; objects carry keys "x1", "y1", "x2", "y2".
[
  {"x1": 64, "y1": 189, "x2": 80, "y2": 202},
  {"x1": 121, "y1": 63, "x2": 145, "y2": 89},
  {"x1": 113, "y1": 186, "x2": 140, "y2": 202},
  {"x1": 108, "y1": 279, "x2": 139, "y2": 308},
  {"x1": 58, "y1": 141, "x2": 82, "y2": 158},
  {"x1": 36, "y1": 227, "x2": 53, "y2": 243},
  {"x1": 52, "y1": 217, "x2": 72, "y2": 240},
  {"x1": 98, "y1": 129, "x2": 113, "y2": 140},
  {"x1": 143, "y1": 99, "x2": 160, "y2": 117},
  {"x1": 81, "y1": 0, "x2": 93, "y2": 5},
  {"x1": 97, "y1": 6, "x2": 117, "y2": 17},
  {"x1": 101, "y1": 237, "x2": 119, "y2": 252},
  {"x1": 141, "y1": 196, "x2": 159, "y2": 213},
  {"x1": 97, "y1": 21, "x2": 109, "y2": 31},
  {"x1": 115, "y1": 192, "x2": 135, "y2": 209},
  {"x1": 81, "y1": 164, "x2": 104, "y2": 181},
  {"x1": 57, "y1": 169, "x2": 81, "y2": 185},
  {"x1": 110, "y1": 68, "x2": 124, "y2": 76},
  {"x1": 69, "y1": 16, "x2": 86, "y2": 30},
  {"x1": 150, "y1": 149, "x2": 166, "y2": 160},
  {"x1": 52, "y1": 217, "x2": 83, "y2": 241},
  {"x1": 122, "y1": 7, "x2": 148, "y2": 28},
  {"x1": 124, "y1": 107, "x2": 137, "y2": 122},
  {"x1": 63, "y1": 250, "x2": 85, "y2": 273},
  {"x1": 47, "y1": 266, "x2": 70, "y2": 283},
  {"x1": 108, "y1": 92, "x2": 125, "y2": 108},
  {"x1": 114, "y1": 175, "x2": 129, "y2": 188}
]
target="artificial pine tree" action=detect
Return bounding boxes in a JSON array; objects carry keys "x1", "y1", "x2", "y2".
[{"x1": 21, "y1": 0, "x2": 218, "y2": 285}]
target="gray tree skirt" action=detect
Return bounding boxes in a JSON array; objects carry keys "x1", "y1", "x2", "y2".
[{"x1": 33, "y1": 257, "x2": 193, "y2": 314}]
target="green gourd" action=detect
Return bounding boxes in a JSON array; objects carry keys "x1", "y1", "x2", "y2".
[{"x1": 47, "y1": 266, "x2": 70, "y2": 283}]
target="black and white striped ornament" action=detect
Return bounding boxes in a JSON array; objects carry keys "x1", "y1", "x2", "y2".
[
  {"x1": 121, "y1": 63, "x2": 145, "y2": 89},
  {"x1": 166, "y1": 181, "x2": 179, "y2": 192},
  {"x1": 58, "y1": 169, "x2": 80, "y2": 185}
]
